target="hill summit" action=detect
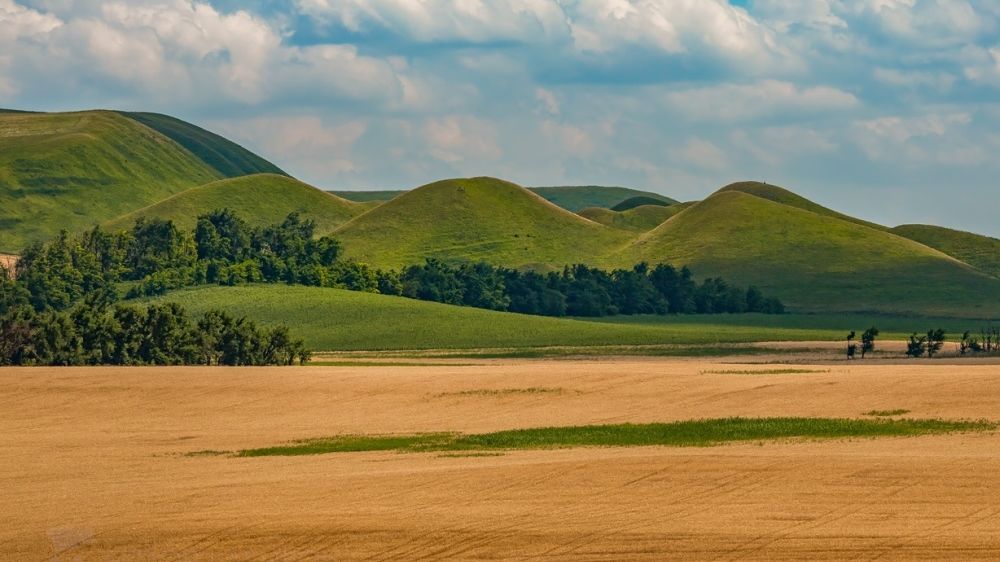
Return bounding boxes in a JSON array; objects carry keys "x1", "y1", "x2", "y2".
[{"x1": 334, "y1": 177, "x2": 633, "y2": 268}]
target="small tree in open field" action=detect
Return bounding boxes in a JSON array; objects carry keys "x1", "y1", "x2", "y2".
[
  {"x1": 906, "y1": 333, "x2": 927, "y2": 358},
  {"x1": 846, "y1": 330, "x2": 857, "y2": 359},
  {"x1": 926, "y1": 329, "x2": 946, "y2": 358},
  {"x1": 861, "y1": 327, "x2": 879, "y2": 358}
]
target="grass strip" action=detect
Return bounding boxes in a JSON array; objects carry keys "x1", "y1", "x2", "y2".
[
  {"x1": 864, "y1": 409, "x2": 912, "y2": 417},
  {"x1": 701, "y1": 369, "x2": 829, "y2": 375},
  {"x1": 235, "y1": 417, "x2": 993, "y2": 457}
]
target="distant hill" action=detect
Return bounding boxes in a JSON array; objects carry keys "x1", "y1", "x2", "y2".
[
  {"x1": 527, "y1": 186, "x2": 677, "y2": 212},
  {"x1": 329, "y1": 190, "x2": 405, "y2": 203},
  {"x1": 611, "y1": 196, "x2": 671, "y2": 212},
  {"x1": 614, "y1": 189, "x2": 1000, "y2": 317},
  {"x1": 0, "y1": 110, "x2": 221, "y2": 251},
  {"x1": 891, "y1": 224, "x2": 1000, "y2": 279},
  {"x1": 120, "y1": 112, "x2": 286, "y2": 178},
  {"x1": 106, "y1": 174, "x2": 364, "y2": 233},
  {"x1": 333, "y1": 177, "x2": 633, "y2": 268},
  {"x1": 333, "y1": 185, "x2": 677, "y2": 212},
  {"x1": 579, "y1": 204, "x2": 688, "y2": 232}
]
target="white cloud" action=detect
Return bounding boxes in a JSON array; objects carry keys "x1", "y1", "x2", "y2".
[
  {"x1": 678, "y1": 138, "x2": 727, "y2": 170},
  {"x1": 664, "y1": 80, "x2": 858, "y2": 122},
  {"x1": 423, "y1": 115, "x2": 501, "y2": 163}
]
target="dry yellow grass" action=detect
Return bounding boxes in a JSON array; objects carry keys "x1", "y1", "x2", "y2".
[
  {"x1": 2, "y1": 360, "x2": 1000, "y2": 560},
  {"x1": 0, "y1": 253, "x2": 16, "y2": 276}
]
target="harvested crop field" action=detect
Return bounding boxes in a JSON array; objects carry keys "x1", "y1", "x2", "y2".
[{"x1": 3, "y1": 359, "x2": 1000, "y2": 560}]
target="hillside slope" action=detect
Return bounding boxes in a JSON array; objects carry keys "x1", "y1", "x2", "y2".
[
  {"x1": 106, "y1": 174, "x2": 363, "y2": 232},
  {"x1": 718, "y1": 182, "x2": 885, "y2": 231},
  {"x1": 579, "y1": 204, "x2": 688, "y2": 232},
  {"x1": 891, "y1": 224, "x2": 1000, "y2": 279},
  {"x1": 120, "y1": 112, "x2": 286, "y2": 178},
  {"x1": 0, "y1": 110, "x2": 221, "y2": 251},
  {"x1": 615, "y1": 190, "x2": 1000, "y2": 317},
  {"x1": 334, "y1": 177, "x2": 633, "y2": 268}
]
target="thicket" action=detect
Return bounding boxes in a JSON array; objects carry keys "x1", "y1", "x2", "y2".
[
  {"x1": 0, "y1": 301, "x2": 309, "y2": 366},
  {"x1": 1, "y1": 209, "x2": 786, "y2": 319}
]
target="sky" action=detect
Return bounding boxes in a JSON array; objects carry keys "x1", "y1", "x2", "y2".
[{"x1": 1, "y1": 0, "x2": 998, "y2": 236}]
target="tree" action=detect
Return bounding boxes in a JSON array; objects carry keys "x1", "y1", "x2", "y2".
[
  {"x1": 906, "y1": 333, "x2": 927, "y2": 358},
  {"x1": 846, "y1": 330, "x2": 857, "y2": 360},
  {"x1": 926, "y1": 329, "x2": 946, "y2": 358},
  {"x1": 861, "y1": 327, "x2": 879, "y2": 358}
]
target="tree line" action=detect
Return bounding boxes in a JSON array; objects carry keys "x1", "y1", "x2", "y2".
[
  {"x1": 388, "y1": 260, "x2": 785, "y2": 317},
  {"x1": 1, "y1": 209, "x2": 785, "y2": 319},
  {"x1": 0, "y1": 301, "x2": 309, "y2": 366}
]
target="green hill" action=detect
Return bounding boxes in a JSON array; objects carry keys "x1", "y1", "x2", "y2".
[
  {"x1": 119, "y1": 112, "x2": 286, "y2": 178},
  {"x1": 611, "y1": 196, "x2": 671, "y2": 212},
  {"x1": 333, "y1": 185, "x2": 677, "y2": 212},
  {"x1": 718, "y1": 182, "x2": 885, "y2": 231},
  {"x1": 329, "y1": 190, "x2": 404, "y2": 203},
  {"x1": 106, "y1": 174, "x2": 363, "y2": 232},
  {"x1": 333, "y1": 177, "x2": 634, "y2": 268},
  {"x1": 527, "y1": 185, "x2": 676, "y2": 211},
  {"x1": 579, "y1": 204, "x2": 686, "y2": 232},
  {"x1": 891, "y1": 224, "x2": 1000, "y2": 279},
  {"x1": 615, "y1": 190, "x2": 1000, "y2": 318},
  {"x1": 0, "y1": 110, "x2": 222, "y2": 251}
]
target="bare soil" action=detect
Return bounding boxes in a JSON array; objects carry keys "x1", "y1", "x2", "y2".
[{"x1": 2, "y1": 360, "x2": 1000, "y2": 560}]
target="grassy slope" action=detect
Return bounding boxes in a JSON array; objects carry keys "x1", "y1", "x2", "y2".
[
  {"x1": 333, "y1": 177, "x2": 634, "y2": 268},
  {"x1": 0, "y1": 110, "x2": 221, "y2": 251},
  {"x1": 718, "y1": 182, "x2": 885, "y2": 231},
  {"x1": 615, "y1": 190, "x2": 1000, "y2": 318},
  {"x1": 120, "y1": 112, "x2": 286, "y2": 178},
  {"x1": 147, "y1": 285, "x2": 983, "y2": 351},
  {"x1": 612, "y1": 196, "x2": 671, "y2": 211},
  {"x1": 891, "y1": 224, "x2": 1000, "y2": 279},
  {"x1": 105, "y1": 174, "x2": 363, "y2": 232},
  {"x1": 333, "y1": 186, "x2": 678, "y2": 212},
  {"x1": 579, "y1": 204, "x2": 689, "y2": 232}
]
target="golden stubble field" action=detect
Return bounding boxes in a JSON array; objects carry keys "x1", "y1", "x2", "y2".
[{"x1": 2, "y1": 358, "x2": 1000, "y2": 560}]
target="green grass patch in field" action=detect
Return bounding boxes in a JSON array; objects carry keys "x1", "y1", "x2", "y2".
[
  {"x1": 714, "y1": 368, "x2": 829, "y2": 375},
  {"x1": 864, "y1": 409, "x2": 912, "y2": 417},
  {"x1": 235, "y1": 417, "x2": 994, "y2": 457}
]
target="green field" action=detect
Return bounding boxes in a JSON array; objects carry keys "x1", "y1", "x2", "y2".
[
  {"x1": 0, "y1": 110, "x2": 221, "y2": 251},
  {"x1": 105, "y1": 174, "x2": 365, "y2": 232},
  {"x1": 615, "y1": 190, "x2": 1000, "y2": 318},
  {"x1": 334, "y1": 177, "x2": 634, "y2": 268},
  {"x1": 146, "y1": 284, "x2": 989, "y2": 352},
  {"x1": 891, "y1": 224, "x2": 1000, "y2": 279},
  {"x1": 235, "y1": 417, "x2": 995, "y2": 456}
]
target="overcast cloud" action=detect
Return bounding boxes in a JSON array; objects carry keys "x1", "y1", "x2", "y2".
[{"x1": 2, "y1": 0, "x2": 998, "y2": 235}]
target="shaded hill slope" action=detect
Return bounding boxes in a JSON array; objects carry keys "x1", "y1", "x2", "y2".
[
  {"x1": 891, "y1": 224, "x2": 1000, "y2": 279},
  {"x1": 106, "y1": 174, "x2": 363, "y2": 232},
  {"x1": 333, "y1": 177, "x2": 633, "y2": 268},
  {"x1": 120, "y1": 112, "x2": 286, "y2": 178},
  {"x1": 0, "y1": 110, "x2": 221, "y2": 251},
  {"x1": 614, "y1": 190, "x2": 1000, "y2": 317}
]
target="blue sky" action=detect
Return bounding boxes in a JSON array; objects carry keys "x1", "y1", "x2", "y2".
[{"x1": 1, "y1": 0, "x2": 998, "y2": 235}]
